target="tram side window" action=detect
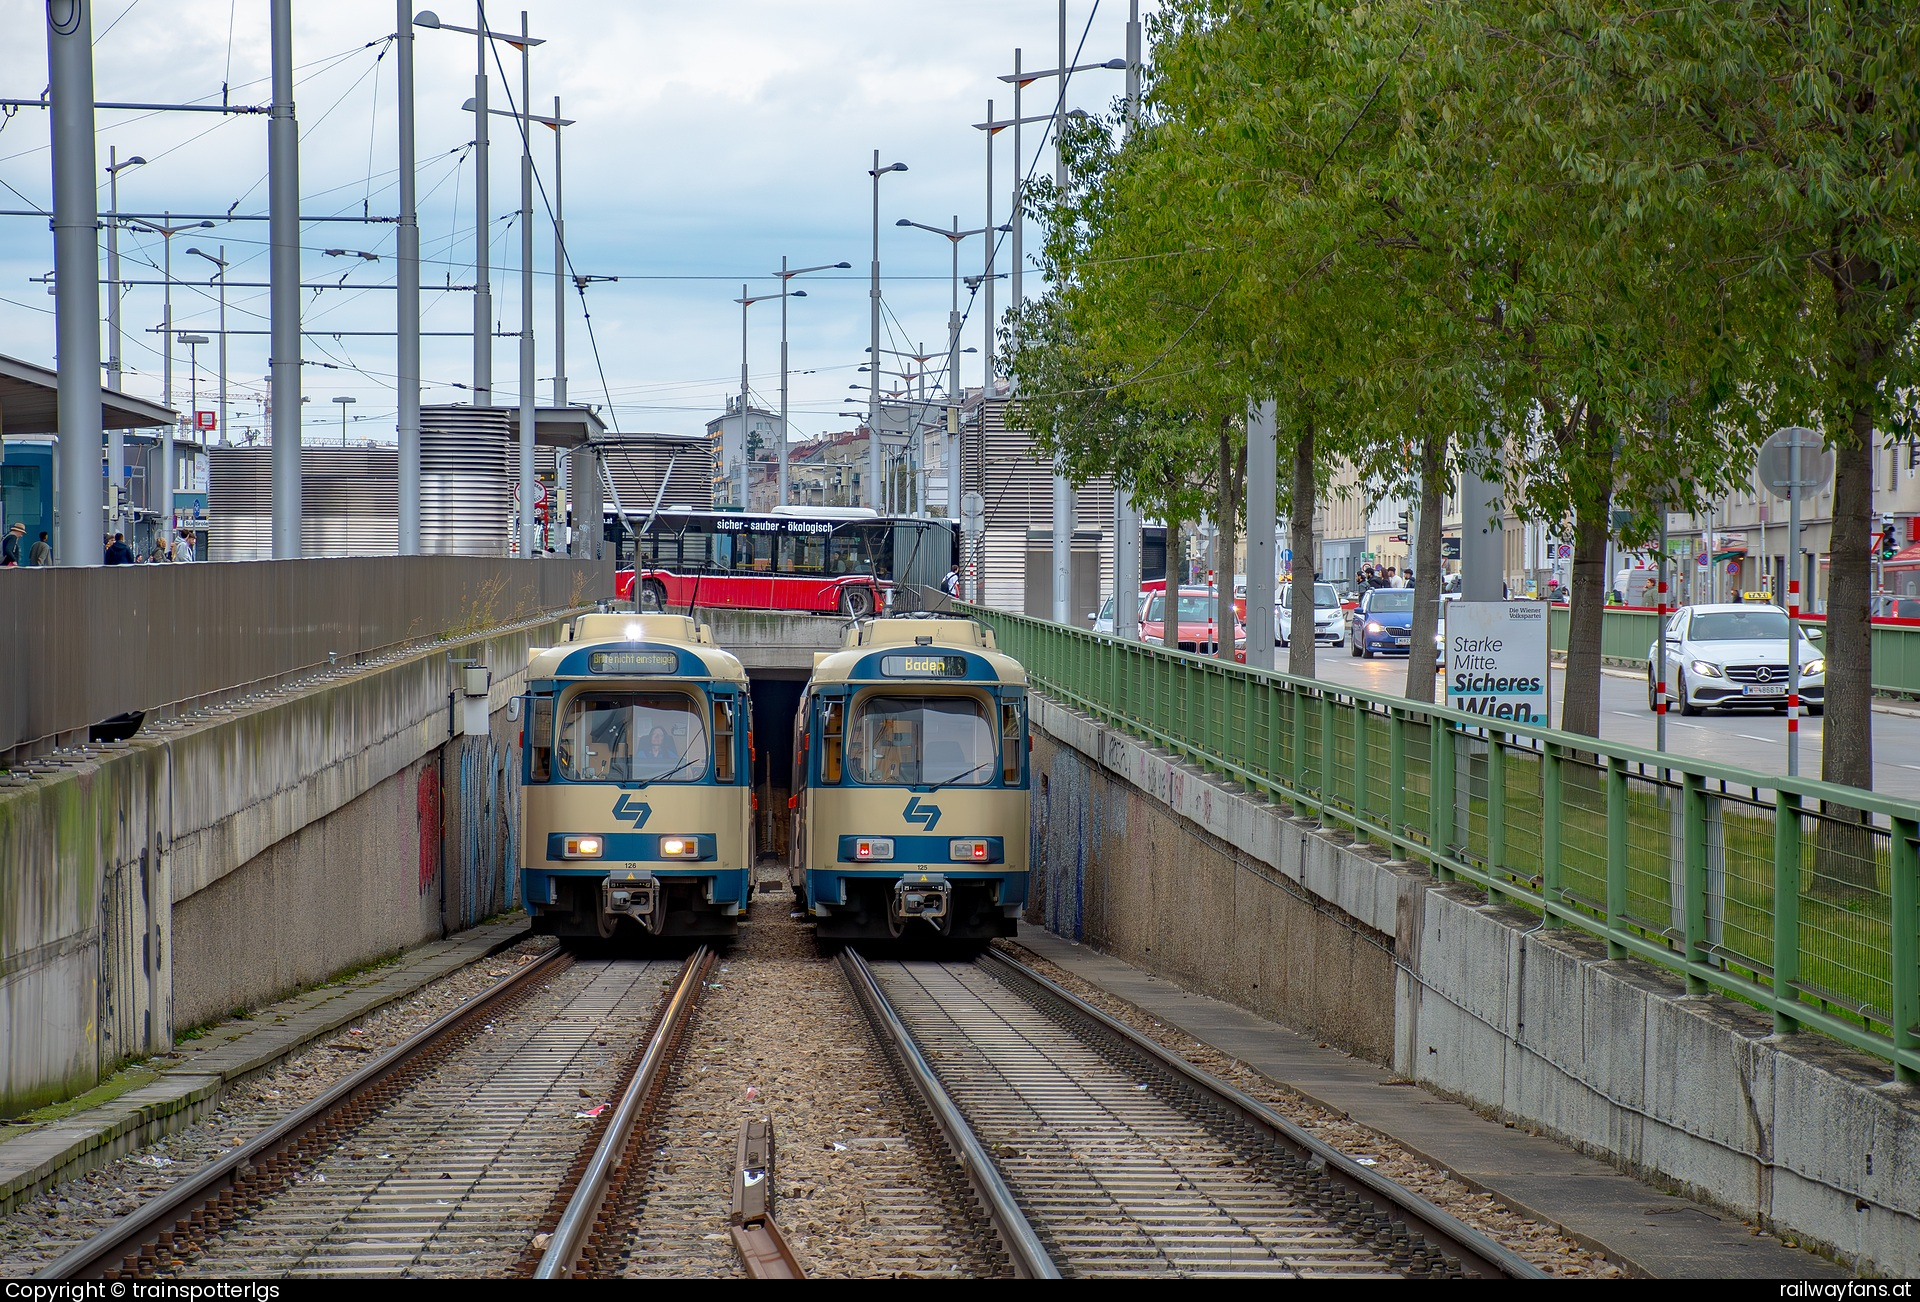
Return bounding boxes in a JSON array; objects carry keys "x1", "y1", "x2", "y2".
[
  {"x1": 820, "y1": 699, "x2": 844, "y2": 784},
  {"x1": 1000, "y1": 701, "x2": 1022, "y2": 785},
  {"x1": 529, "y1": 694, "x2": 554, "y2": 781},
  {"x1": 712, "y1": 697, "x2": 736, "y2": 783},
  {"x1": 558, "y1": 691, "x2": 709, "y2": 782},
  {"x1": 847, "y1": 695, "x2": 995, "y2": 786}
]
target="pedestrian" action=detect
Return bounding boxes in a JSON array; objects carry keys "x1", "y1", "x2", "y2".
[
  {"x1": 149, "y1": 533, "x2": 172, "y2": 563},
  {"x1": 104, "y1": 532, "x2": 134, "y2": 565},
  {"x1": 1, "y1": 523, "x2": 22, "y2": 566},
  {"x1": 28, "y1": 532, "x2": 51, "y2": 566},
  {"x1": 172, "y1": 531, "x2": 195, "y2": 563},
  {"x1": 940, "y1": 565, "x2": 959, "y2": 599}
]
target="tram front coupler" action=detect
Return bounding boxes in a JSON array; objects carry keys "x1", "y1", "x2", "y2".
[
  {"x1": 891, "y1": 874, "x2": 952, "y2": 933},
  {"x1": 603, "y1": 870, "x2": 664, "y2": 935}
]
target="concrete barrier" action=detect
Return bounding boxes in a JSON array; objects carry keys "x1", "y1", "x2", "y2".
[
  {"x1": 1028, "y1": 694, "x2": 1920, "y2": 1276},
  {"x1": 0, "y1": 612, "x2": 571, "y2": 1118}
]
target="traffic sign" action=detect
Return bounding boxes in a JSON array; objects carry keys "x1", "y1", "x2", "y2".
[
  {"x1": 194, "y1": 410, "x2": 216, "y2": 431},
  {"x1": 1758, "y1": 426, "x2": 1833, "y2": 499},
  {"x1": 1281, "y1": 548, "x2": 1292, "y2": 564},
  {"x1": 960, "y1": 491, "x2": 985, "y2": 534}
]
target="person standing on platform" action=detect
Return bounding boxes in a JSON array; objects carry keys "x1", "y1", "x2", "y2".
[
  {"x1": 29, "y1": 532, "x2": 51, "y2": 566},
  {"x1": 173, "y1": 531, "x2": 195, "y2": 563},
  {"x1": 105, "y1": 532, "x2": 135, "y2": 565},
  {"x1": 2, "y1": 523, "x2": 23, "y2": 566}
]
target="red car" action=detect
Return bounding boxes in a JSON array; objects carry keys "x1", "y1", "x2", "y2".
[{"x1": 1139, "y1": 586, "x2": 1245, "y2": 659}]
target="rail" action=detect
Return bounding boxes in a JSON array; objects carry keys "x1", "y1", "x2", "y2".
[
  {"x1": 40, "y1": 944, "x2": 569, "y2": 1280},
  {"x1": 534, "y1": 946, "x2": 714, "y2": 1279},
  {"x1": 839, "y1": 949, "x2": 1060, "y2": 1279},
  {"x1": 982, "y1": 951, "x2": 1546, "y2": 1279},
  {"x1": 964, "y1": 605, "x2": 1920, "y2": 1084}
]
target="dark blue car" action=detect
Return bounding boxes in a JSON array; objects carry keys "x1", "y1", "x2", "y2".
[{"x1": 1349, "y1": 588, "x2": 1415, "y2": 657}]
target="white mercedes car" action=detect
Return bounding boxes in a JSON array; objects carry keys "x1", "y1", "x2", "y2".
[
  {"x1": 1647, "y1": 604, "x2": 1825, "y2": 716},
  {"x1": 1278, "y1": 581, "x2": 1346, "y2": 647}
]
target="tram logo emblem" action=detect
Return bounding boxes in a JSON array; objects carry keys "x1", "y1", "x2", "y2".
[
  {"x1": 612, "y1": 794, "x2": 652, "y2": 828},
  {"x1": 902, "y1": 796, "x2": 942, "y2": 831}
]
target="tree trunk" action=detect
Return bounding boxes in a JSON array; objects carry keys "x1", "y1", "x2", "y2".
[
  {"x1": 1216, "y1": 423, "x2": 1239, "y2": 660},
  {"x1": 1288, "y1": 416, "x2": 1317, "y2": 677},
  {"x1": 1560, "y1": 483, "x2": 1611, "y2": 738},
  {"x1": 1405, "y1": 427, "x2": 1446, "y2": 703},
  {"x1": 1823, "y1": 405, "x2": 1874, "y2": 792},
  {"x1": 1163, "y1": 512, "x2": 1186, "y2": 652}
]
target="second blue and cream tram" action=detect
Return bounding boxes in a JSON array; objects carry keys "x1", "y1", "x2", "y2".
[{"x1": 790, "y1": 615, "x2": 1030, "y2": 941}]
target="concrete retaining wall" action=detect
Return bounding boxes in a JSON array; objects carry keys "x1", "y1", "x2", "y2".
[
  {"x1": 1029, "y1": 694, "x2": 1920, "y2": 1276},
  {"x1": 0, "y1": 614, "x2": 569, "y2": 1116}
]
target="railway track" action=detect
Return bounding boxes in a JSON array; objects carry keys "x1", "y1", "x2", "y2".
[
  {"x1": 847, "y1": 947, "x2": 1546, "y2": 1280},
  {"x1": 38, "y1": 947, "x2": 688, "y2": 1280}
]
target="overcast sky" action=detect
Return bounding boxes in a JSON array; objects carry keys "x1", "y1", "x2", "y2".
[{"x1": 0, "y1": 0, "x2": 1150, "y2": 445}]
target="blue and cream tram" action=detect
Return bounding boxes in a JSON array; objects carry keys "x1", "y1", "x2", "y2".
[
  {"x1": 790, "y1": 616, "x2": 1030, "y2": 941},
  {"x1": 519, "y1": 612, "x2": 752, "y2": 940}
]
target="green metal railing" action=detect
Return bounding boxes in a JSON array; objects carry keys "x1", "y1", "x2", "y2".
[
  {"x1": 969, "y1": 606, "x2": 1920, "y2": 1083},
  {"x1": 1550, "y1": 606, "x2": 1920, "y2": 697}
]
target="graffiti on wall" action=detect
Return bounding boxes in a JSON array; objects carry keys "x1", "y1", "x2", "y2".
[{"x1": 416, "y1": 762, "x2": 442, "y2": 896}]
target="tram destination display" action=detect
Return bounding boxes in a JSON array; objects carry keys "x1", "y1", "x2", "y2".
[
  {"x1": 588, "y1": 650, "x2": 681, "y2": 675},
  {"x1": 879, "y1": 653, "x2": 970, "y2": 678}
]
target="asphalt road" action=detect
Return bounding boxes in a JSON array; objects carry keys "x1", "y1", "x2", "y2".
[{"x1": 1273, "y1": 642, "x2": 1920, "y2": 801}]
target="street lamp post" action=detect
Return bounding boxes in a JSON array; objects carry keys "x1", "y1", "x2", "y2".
[
  {"x1": 896, "y1": 216, "x2": 990, "y2": 523},
  {"x1": 333, "y1": 395, "x2": 357, "y2": 445},
  {"x1": 868, "y1": 154, "x2": 908, "y2": 512},
  {"x1": 187, "y1": 247, "x2": 228, "y2": 450},
  {"x1": 104, "y1": 149, "x2": 146, "y2": 536},
  {"x1": 771, "y1": 258, "x2": 849, "y2": 507},
  {"x1": 178, "y1": 332, "x2": 209, "y2": 537},
  {"x1": 734, "y1": 285, "x2": 788, "y2": 511},
  {"x1": 126, "y1": 213, "x2": 213, "y2": 544}
]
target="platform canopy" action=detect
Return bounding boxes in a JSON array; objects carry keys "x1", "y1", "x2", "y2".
[{"x1": 0, "y1": 353, "x2": 178, "y2": 435}]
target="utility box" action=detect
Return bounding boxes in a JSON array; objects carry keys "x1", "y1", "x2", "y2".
[{"x1": 459, "y1": 665, "x2": 492, "y2": 736}]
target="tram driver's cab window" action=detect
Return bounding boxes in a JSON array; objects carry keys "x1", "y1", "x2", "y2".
[
  {"x1": 847, "y1": 695, "x2": 996, "y2": 786},
  {"x1": 558, "y1": 691, "x2": 709, "y2": 782}
]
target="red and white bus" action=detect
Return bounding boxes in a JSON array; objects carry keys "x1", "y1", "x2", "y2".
[{"x1": 610, "y1": 507, "x2": 957, "y2": 618}]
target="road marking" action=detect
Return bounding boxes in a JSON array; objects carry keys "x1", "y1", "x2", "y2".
[{"x1": 1736, "y1": 734, "x2": 1779, "y2": 744}]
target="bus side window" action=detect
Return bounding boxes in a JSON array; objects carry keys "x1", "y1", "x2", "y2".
[
  {"x1": 530, "y1": 695, "x2": 554, "y2": 781},
  {"x1": 821, "y1": 699, "x2": 844, "y2": 784},
  {"x1": 1000, "y1": 701, "x2": 1021, "y2": 785},
  {"x1": 711, "y1": 533, "x2": 734, "y2": 569},
  {"x1": 713, "y1": 696, "x2": 736, "y2": 783}
]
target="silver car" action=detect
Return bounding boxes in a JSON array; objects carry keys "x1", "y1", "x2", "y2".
[
  {"x1": 1647, "y1": 603, "x2": 1825, "y2": 715},
  {"x1": 1278, "y1": 581, "x2": 1346, "y2": 647}
]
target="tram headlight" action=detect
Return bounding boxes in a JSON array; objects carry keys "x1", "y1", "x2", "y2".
[
  {"x1": 853, "y1": 838, "x2": 895, "y2": 861},
  {"x1": 949, "y1": 839, "x2": 990, "y2": 862},
  {"x1": 659, "y1": 836, "x2": 698, "y2": 858},
  {"x1": 562, "y1": 835, "x2": 603, "y2": 859}
]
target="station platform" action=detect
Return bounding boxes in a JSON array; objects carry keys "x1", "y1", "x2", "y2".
[{"x1": 1012, "y1": 927, "x2": 1848, "y2": 1280}]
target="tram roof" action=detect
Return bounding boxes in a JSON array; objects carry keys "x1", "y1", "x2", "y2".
[
  {"x1": 808, "y1": 617, "x2": 1026, "y2": 687},
  {"x1": 526, "y1": 612, "x2": 746, "y2": 683}
]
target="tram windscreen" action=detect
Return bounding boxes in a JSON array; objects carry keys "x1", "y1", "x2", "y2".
[
  {"x1": 847, "y1": 695, "x2": 996, "y2": 786},
  {"x1": 558, "y1": 691, "x2": 708, "y2": 782}
]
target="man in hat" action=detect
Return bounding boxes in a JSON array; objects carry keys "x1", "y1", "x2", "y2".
[{"x1": 1, "y1": 523, "x2": 23, "y2": 566}]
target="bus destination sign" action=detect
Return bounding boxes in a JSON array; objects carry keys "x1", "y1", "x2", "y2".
[
  {"x1": 879, "y1": 653, "x2": 969, "y2": 678},
  {"x1": 588, "y1": 650, "x2": 680, "y2": 675}
]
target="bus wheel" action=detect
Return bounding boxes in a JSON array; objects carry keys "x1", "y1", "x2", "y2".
[
  {"x1": 640, "y1": 579, "x2": 667, "y2": 611},
  {"x1": 840, "y1": 585, "x2": 874, "y2": 618}
]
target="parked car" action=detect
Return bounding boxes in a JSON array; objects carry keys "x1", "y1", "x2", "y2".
[
  {"x1": 1142, "y1": 586, "x2": 1245, "y2": 657},
  {"x1": 1349, "y1": 587, "x2": 1416, "y2": 657},
  {"x1": 1090, "y1": 595, "x2": 1116, "y2": 635},
  {"x1": 1278, "y1": 581, "x2": 1346, "y2": 647},
  {"x1": 1647, "y1": 603, "x2": 1824, "y2": 715}
]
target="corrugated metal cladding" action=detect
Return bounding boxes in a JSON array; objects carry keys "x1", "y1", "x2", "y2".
[
  {"x1": 962, "y1": 396, "x2": 1114, "y2": 613},
  {"x1": 209, "y1": 446, "x2": 400, "y2": 560},
  {"x1": 424, "y1": 405, "x2": 513, "y2": 555},
  {"x1": 599, "y1": 435, "x2": 715, "y2": 519}
]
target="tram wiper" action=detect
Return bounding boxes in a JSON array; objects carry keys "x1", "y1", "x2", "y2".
[{"x1": 921, "y1": 757, "x2": 995, "y2": 793}]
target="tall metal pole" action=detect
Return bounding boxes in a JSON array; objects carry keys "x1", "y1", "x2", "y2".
[
  {"x1": 740, "y1": 284, "x2": 751, "y2": 511},
  {"x1": 1010, "y1": 50, "x2": 1023, "y2": 316},
  {"x1": 1245, "y1": 399, "x2": 1277, "y2": 669},
  {"x1": 972, "y1": 98, "x2": 995, "y2": 604},
  {"x1": 105, "y1": 147, "x2": 124, "y2": 536},
  {"x1": 161, "y1": 222, "x2": 174, "y2": 536},
  {"x1": 869, "y1": 152, "x2": 883, "y2": 514},
  {"x1": 1050, "y1": 0, "x2": 1073, "y2": 623},
  {"x1": 396, "y1": 0, "x2": 421, "y2": 553},
  {"x1": 48, "y1": 0, "x2": 101, "y2": 566},
  {"x1": 515, "y1": 11, "x2": 537, "y2": 555},
  {"x1": 472, "y1": 4, "x2": 491, "y2": 406},
  {"x1": 946, "y1": 217, "x2": 962, "y2": 525},
  {"x1": 551, "y1": 95, "x2": 567, "y2": 547},
  {"x1": 268, "y1": 0, "x2": 302, "y2": 558},
  {"x1": 778, "y1": 256, "x2": 791, "y2": 508},
  {"x1": 215, "y1": 247, "x2": 227, "y2": 450},
  {"x1": 1787, "y1": 431, "x2": 1803, "y2": 778},
  {"x1": 1656, "y1": 493, "x2": 1668, "y2": 755},
  {"x1": 1114, "y1": 0, "x2": 1142, "y2": 640}
]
